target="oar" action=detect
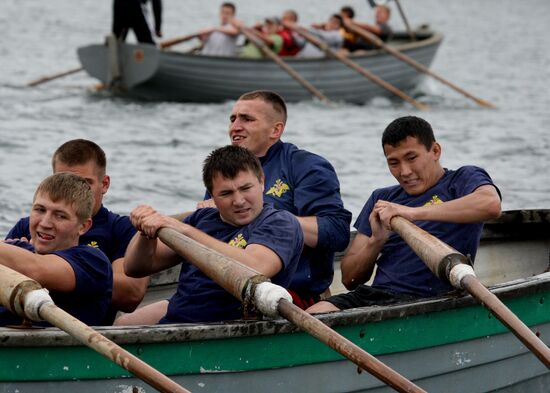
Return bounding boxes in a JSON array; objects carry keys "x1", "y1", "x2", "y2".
[
  {"x1": 283, "y1": 22, "x2": 428, "y2": 111},
  {"x1": 27, "y1": 67, "x2": 83, "y2": 87},
  {"x1": 237, "y1": 25, "x2": 331, "y2": 104},
  {"x1": 389, "y1": 216, "x2": 550, "y2": 369},
  {"x1": 0, "y1": 264, "x2": 191, "y2": 393},
  {"x1": 159, "y1": 33, "x2": 200, "y2": 50},
  {"x1": 343, "y1": 21, "x2": 496, "y2": 108},
  {"x1": 158, "y1": 227, "x2": 426, "y2": 393}
]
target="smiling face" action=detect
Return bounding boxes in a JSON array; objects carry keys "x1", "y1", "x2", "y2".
[
  {"x1": 30, "y1": 192, "x2": 91, "y2": 254},
  {"x1": 384, "y1": 136, "x2": 444, "y2": 195},
  {"x1": 228, "y1": 98, "x2": 284, "y2": 157},
  {"x1": 54, "y1": 160, "x2": 109, "y2": 216},
  {"x1": 210, "y1": 169, "x2": 264, "y2": 227}
]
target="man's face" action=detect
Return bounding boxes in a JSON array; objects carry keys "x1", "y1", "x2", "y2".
[
  {"x1": 229, "y1": 99, "x2": 283, "y2": 157},
  {"x1": 220, "y1": 5, "x2": 234, "y2": 25},
  {"x1": 210, "y1": 170, "x2": 264, "y2": 227},
  {"x1": 384, "y1": 136, "x2": 442, "y2": 195},
  {"x1": 376, "y1": 7, "x2": 389, "y2": 24},
  {"x1": 326, "y1": 16, "x2": 341, "y2": 31},
  {"x1": 54, "y1": 160, "x2": 109, "y2": 215},
  {"x1": 30, "y1": 192, "x2": 90, "y2": 254}
]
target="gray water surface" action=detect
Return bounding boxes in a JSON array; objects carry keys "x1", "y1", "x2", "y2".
[{"x1": 1, "y1": 0, "x2": 549, "y2": 234}]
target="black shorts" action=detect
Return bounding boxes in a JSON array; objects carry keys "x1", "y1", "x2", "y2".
[{"x1": 326, "y1": 285, "x2": 417, "y2": 310}]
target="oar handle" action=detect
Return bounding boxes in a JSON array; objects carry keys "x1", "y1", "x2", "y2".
[
  {"x1": 278, "y1": 299, "x2": 427, "y2": 393},
  {"x1": 0, "y1": 264, "x2": 191, "y2": 392},
  {"x1": 390, "y1": 216, "x2": 468, "y2": 281},
  {"x1": 391, "y1": 215, "x2": 550, "y2": 370},
  {"x1": 159, "y1": 33, "x2": 200, "y2": 50}
]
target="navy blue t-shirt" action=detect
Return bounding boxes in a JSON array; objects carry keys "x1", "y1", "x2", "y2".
[
  {"x1": 355, "y1": 166, "x2": 499, "y2": 297},
  {"x1": 0, "y1": 243, "x2": 113, "y2": 327},
  {"x1": 207, "y1": 141, "x2": 351, "y2": 296},
  {"x1": 6, "y1": 205, "x2": 136, "y2": 263},
  {"x1": 160, "y1": 204, "x2": 303, "y2": 324}
]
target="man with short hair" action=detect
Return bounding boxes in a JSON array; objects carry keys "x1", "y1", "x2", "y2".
[
  {"x1": 200, "y1": 2, "x2": 240, "y2": 56},
  {"x1": 0, "y1": 173, "x2": 113, "y2": 326},
  {"x1": 6, "y1": 139, "x2": 146, "y2": 324},
  {"x1": 121, "y1": 146, "x2": 303, "y2": 323},
  {"x1": 308, "y1": 116, "x2": 502, "y2": 313},
  {"x1": 298, "y1": 14, "x2": 344, "y2": 58},
  {"x1": 278, "y1": 10, "x2": 303, "y2": 56},
  {"x1": 227, "y1": 90, "x2": 352, "y2": 308}
]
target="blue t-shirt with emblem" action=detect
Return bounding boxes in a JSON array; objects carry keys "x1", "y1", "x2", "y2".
[
  {"x1": 355, "y1": 166, "x2": 500, "y2": 297},
  {"x1": 207, "y1": 140, "x2": 351, "y2": 297},
  {"x1": 6, "y1": 205, "x2": 136, "y2": 262},
  {"x1": 160, "y1": 204, "x2": 303, "y2": 324},
  {"x1": 0, "y1": 242, "x2": 113, "y2": 327}
]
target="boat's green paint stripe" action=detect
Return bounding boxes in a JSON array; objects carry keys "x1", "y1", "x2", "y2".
[{"x1": 1, "y1": 291, "x2": 548, "y2": 381}]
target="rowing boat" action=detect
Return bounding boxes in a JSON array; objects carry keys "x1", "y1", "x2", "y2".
[
  {"x1": 76, "y1": 29, "x2": 442, "y2": 103},
  {"x1": 1, "y1": 209, "x2": 548, "y2": 392}
]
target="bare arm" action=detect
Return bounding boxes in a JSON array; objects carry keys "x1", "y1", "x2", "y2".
[
  {"x1": 110, "y1": 257, "x2": 150, "y2": 313},
  {"x1": 375, "y1": 185, "x2": 502, "y2": 229},
  {"x1": 341, "y1": 209, "x2": 390, "y2": 290},
  {"x1": 296, "y1": 216, "x2": 319, "y2": 248},
  {"x1": 0, "y1": 243, "x2": 76, "y2": 291}
]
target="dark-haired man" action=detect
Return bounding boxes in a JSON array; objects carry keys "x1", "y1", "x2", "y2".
[
  {"x1": 6, "y1": 139, "x2": 146, "y2": 324},
  {"x1": 308, "y1": 116, "x2": 502, "y2": 313},
  {"x1": 226, "y1": 90, "x2": 352, "y2": 308},
  {"x1": 200, "y1": 2, "x2": 240, "y2": 56},
  {"x1": 0, "y1": 173, "x2": 112, "y2": 326},
  {"x1": 121, "y1": 146, "x2": 303, "y2": 323}
]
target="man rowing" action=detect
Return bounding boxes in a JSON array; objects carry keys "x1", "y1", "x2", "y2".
[{"x1": 308, "y1": 116, "x2": 502, "y2": 313}]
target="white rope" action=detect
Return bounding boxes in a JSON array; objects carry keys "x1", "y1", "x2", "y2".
[
  {"x1": 254, "y1": 282, "x2": 292, "y2": 318},
  {"x1": 449, "y1": 264, "x2": 476, "y2": 289},
  {"x1": 24, "y1": 288, "x2": 54, "y2": 321}
]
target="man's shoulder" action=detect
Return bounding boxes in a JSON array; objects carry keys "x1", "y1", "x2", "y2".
[
  {"x1": 91, "y1": 206, "x2": 133, "y2": 231},
  {"x1": 53, "y1": 244, "x2": 111, "y2": 265},
  {"x1": 5, "y1": 217, "x2": 31, "y2": 240}
]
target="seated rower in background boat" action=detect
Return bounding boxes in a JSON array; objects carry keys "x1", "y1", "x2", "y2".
[
  {"x1": 308, "y1": 116, "x2": 502, "y2": 314},
  {"x1": 117, "y1": 146, "x2": 303, "y2": 324},
  {"x1": 5, "y1": 140, "x2": 146, "y2": 325},
  {"x1": 296, "y1": 14, "x2": 345, "y2": 58},
  {"x1": 199, "y1": 2, "x2": 240, "y2": 57},
  {"x1": 277, "y1": 10, "x2": 304, "y2": 56},
  {"x1": 341, "y1": 4, "x2": 393, "y2": 52},
  {"x1": 237, "y1": 17, "x2": 283, "y2": 59},
  {"x1": 0, "y1": 173, "x2": 112, "y2": 326}
]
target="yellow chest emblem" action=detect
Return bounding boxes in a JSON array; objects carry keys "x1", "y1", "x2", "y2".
[
  {"x1": 229, "y1": 234, "x2": 248, "y2": 249},
  {"x1": 266, "y1": 179, "x2": 290, "y2": 198},
  {"x1": 424, "y1": 195, "x2": 444, "y2": 206},
  {"x1": 87, "y1": 241, "x2": 99, "y2": 248}
]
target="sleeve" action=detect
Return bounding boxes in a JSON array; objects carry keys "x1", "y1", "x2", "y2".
[
  {"x1": 53, "y1": 247, "x2": 112, "y2": 297},
  {"x1": 291, "y1": 151, "x2": 352, "y2": 252},
  {"x1": 354, "y1": 193, "x2": 377, "y2": 237},
  {"x1": 450, "y1": 166, "x2": 502, "y2": 200},
  {"x1": 112, "y1": 216, "x2": 138, "y2": 260},
  {"x1": 5, "y1": 217, "x2": 30, "y2": 240},
  {"x1": 248, "y1": 211, "x2": 304, "y2": 270}
]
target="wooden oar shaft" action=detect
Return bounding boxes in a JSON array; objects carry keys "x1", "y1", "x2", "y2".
[
  {"x1": 461, "y1": 275, "x2": 550, "y2": 369},
  {"x1": 390, "y1": 216, "x2": 550, "y2": 370},
  {"x1": 239, "y1": 27, "x2": 331, "y2": 103},
  {"x1": 0, "y1": 264, "x2": 191, "y2": 393},
  {"x1": 278, "y1": 299, "x2": 426, "y2": 393},
  {"x1": 393, "y1": 0, "x2": 416, "y2": 41},
  {"x1": 285, "y1": 23, "x2": 428, "y2": 111},
  {"x1": 27, "y1": 67, "x2": 83, "y2": 87},
  {"x1": 39, "y1": 304, "x2": 191, "y2": 393},
  {"x1": 159, "y1": 33, "x2": 200, "y2": 49},
  {"x1": 158, "y1": 227, "x2": 264, "y2": 300},
  {"x1": 158, "y1": 228, "x2": 423, "y2": 391},
  {"x1": 343, "y1": 22, "x2": 496, "y2": 108}
]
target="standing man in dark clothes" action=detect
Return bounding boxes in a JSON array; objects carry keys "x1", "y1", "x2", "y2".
[
  {"x1": 112, "y1": 0, "x2": 162, "y2": 44},
  {"x1": 0, "y1": 173, "x2": 113, "y2": 327},
  {"x1": 5, "y1": 140, "x2": 147, "y2": 325}
]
